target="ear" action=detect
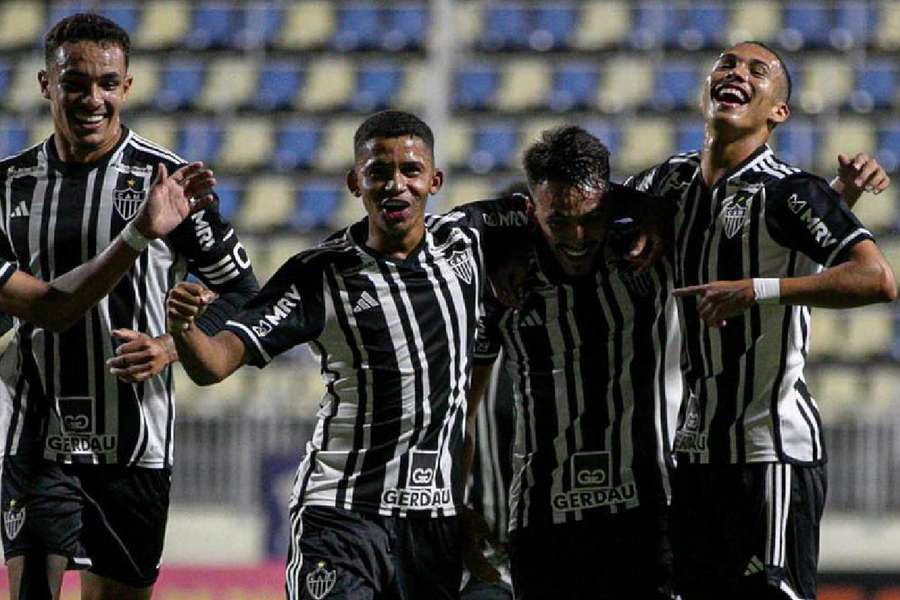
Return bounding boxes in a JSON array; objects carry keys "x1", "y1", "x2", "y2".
[
  {"x1": 525, "y1": 196, "x2": 537, "y2": 223},
  {"x1": 429, "y1": 168, "x2": 444, "y2": 195},
  {"x1": 122, "y1": 72, "x2": 134, "y2": 99},
  {"x1": 769, "y1": 100, "x2": 790, "y2": 128},
  {"x1": 38, "y1": 70, "x2": 50, "y2": 100},
  {"x1": 346, "y1": 168, "x2": 361, "y2": 197}
]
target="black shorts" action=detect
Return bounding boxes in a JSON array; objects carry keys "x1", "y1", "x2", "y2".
[
  {"x1": 509, "y1": 504, "x2": 675, "y2": 600},
  {"x1": 285, "y1": 505, "x2": 462, "y2": 600},
  {"x1": 671, "y1": 462, "x2": 826, "y2": 600},
  {"x1": 1, "y1": 455, "x2": 171, "y2": 588}
]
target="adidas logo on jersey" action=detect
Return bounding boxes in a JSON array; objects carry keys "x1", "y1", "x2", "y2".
[
  {"x1": 519, "y1": 309, "x2": 544, "y2": 327},
  {"x1": 9, "y1": 201, "x2": 29, "y2": 218},
  {"x1": 743, "y1": 555, "x2": 765, "y2": 576},
  {"x1": 352, "y1": 291, "x2": 379, "y2": 314}
]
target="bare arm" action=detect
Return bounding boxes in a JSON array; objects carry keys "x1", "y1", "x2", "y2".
[{"x1": 464, "y1": 362, "x2": 496, "y2": 483}]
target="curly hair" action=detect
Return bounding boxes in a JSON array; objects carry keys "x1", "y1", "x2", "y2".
[
  {"x1": 45, "y1": 13, "x2": 131, "y2": 68},
  {"x1": 523, "y1": 126, "x2": 610, "y2": 191}
]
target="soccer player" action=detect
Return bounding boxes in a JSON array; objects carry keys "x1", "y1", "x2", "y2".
[
  {"x1": 166, "y1": 110, "x2": 526, "y2": 600},
  {"x1": 626, "y1": 41, "x2": 896, "y2": 600},
  {"x1": 470, "y1": 126, "x2": 681, "y2": 600},
  {"x1": 0, "y1": 13, "x2": 258, "y2": 600}
]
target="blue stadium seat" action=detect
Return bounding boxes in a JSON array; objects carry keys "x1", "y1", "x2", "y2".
[
  {"x1": 382, "y1": 6, "x2": 428, "y2": 51},
  {"x1": 0, "y1": 61, "x2": 10, "y2": 104},
  {"x1": 155, "y1": 61, "x2": 205, "y2": 110},
  {"x1": 482, "y1": 5, "x2": 530, "y2": 50},
  {"x1": 255, "y1": 62, "x2": 303, "y2": 111},
  {"x1": 293, "y1": 184, "x2": 341, "y2": 230},
  {"x1": 469, "y1": 125, "x2": 518, "y2": 173},
  {"x1": 832, "y1": 1, "x2": 875, "y2": 49},
  {"x1": 582, "y1": 121, "x2": 620, "y2": 155},
  {"x1": 0, "y1": 121, "x2": 28, "y2": 158},
  {"x1": 549, "y1": 63, "x2": 600, "y2": 111},
  {"x1": 333, "y1": 5, "x2": 380, "y2": 51},
  {"x1": 653, "y1": 62, "x2": 701, "y2": 110},
  {"x1": 774, "y1": 121, "x2": 818, "y2": 169},
  {"x1": 99, "y1": 3, "x2": 139, "y2": 35},
  {"x1": 351, "y1": 63, "x2": 402, "y2": 112},
  {"x1": 274, "y1": 121, "x2": 321, "y2": 170},
  {"x1": 780, "y1": 2, "x2": 831, "y2": 49},
  {"x1": 676, "y1": 4, "x2": 728, "y2": 49},
  {"x1": 630, "y1": 2, "x2": 667, "y2": 49},
  {"x1": 49, "y1": 2, "x2": 90, "y2": 30},
  {"x1": 454, "y1": 67, "x2": 499, "y2": 110},
  {"x1": 212, "y1": 178, "x2": 241, "y2": 221},
  {"x1": 177, "y1": 122, "x2": 223, "y2": 164},
  {"x1": 189, "y1": 4, "x2": 239, "y2": 49},
  {"x1": 676, "y1": 121, "x2": 705, "y2": 153},
  {"x1": 877, "y1": 122, "x2": 900, "y2": 172},
  {"x1": 850, "y1": 63, "x2": 897, "y2": 112},
  {"x1": 531, "y1": 6, "x2": 577, "y2": 51},
  {"x1": 237, "y1": 2, "x2": 283, "y2": 48}
]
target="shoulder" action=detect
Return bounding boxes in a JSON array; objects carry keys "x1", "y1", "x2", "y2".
[
  {"x1": 0, "y1": 141, "x2": 44, "y2": 177},
  {"x1": 627, "y1": 151, "x2": 701, "y2": 192},
  {"x1": 433, "y1": 196, "x2": 530, "y2": 231},
  {"x1": 763, "y1": 171, "x2": 836, "y2": 204},
  {"x1": 121, "y1": 131, "x2": 187, "y2": 171}
]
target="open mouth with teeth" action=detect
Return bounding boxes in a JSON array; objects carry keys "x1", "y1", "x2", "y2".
[
  {"x1": 71, "y1": 112, "x2": 107, "y2": 130},
  {"x1": 711, "y1": 83, "x2": 751, "y2": 109},
  {"x1": 380, "y1": 198, "x2": 413, "y2": 223}
]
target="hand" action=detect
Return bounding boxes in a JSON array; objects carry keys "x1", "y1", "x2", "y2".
[
  {"x1": 672, "y1": 279, "x2": 756, "y2": 328},
  {"x1": 459, "y1": 507, "x2": 501, "y2": 584},
  {"x1": 106, "y1": 330, "x2": 178, "y2": 382},
  {"x1": 167, "y1": 282, "x2": 217, "y2": 334},
  {"x1": 134, "y1": 162, "x2": 217, "y2": 239},
  {"x1": 834, "y1": 153, "x2": 890, "y2": 204}
]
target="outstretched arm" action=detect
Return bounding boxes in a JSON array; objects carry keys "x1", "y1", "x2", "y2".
[{"x1": 0, "y1": 162, "x2": 214, "y2": 331}]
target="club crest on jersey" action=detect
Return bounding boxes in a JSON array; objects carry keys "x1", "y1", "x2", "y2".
[
  {"x1": 305, "y1": 561, "x2": 336, "y2": 599},
  {"x1": 3, "y1": 500, "x2": 25, "y2": 541},
  {"x1": 447, "y1": 249, "x2": 474, "y2": 285},
  {"x1": 113, "y1": 184, "x2": 146, "y2": 221},
  {"x1": 721, "y1": 193, "x2": 751, "y2": 239}
]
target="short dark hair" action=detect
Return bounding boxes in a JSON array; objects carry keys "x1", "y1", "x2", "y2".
[
  {"x1": 353, "y1": 110, "x2": 435, "y2": 159},
  {"x1": 523, "y1": 126, "x2": 610, "y2": 191},
  {"x1": 45, "y1": 13, "x2": 131, "y2": 68},
  {"x1": 741, "y1": 40, "x2": 792, "y2": 103}
]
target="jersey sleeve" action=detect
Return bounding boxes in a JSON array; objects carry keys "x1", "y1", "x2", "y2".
[
  {"x1": 0, "y1": 260, "x2": 15, "y2": 289},
  {"x1": 224, "y1": 254, "x2": 326, "y2": 368},
  {"x1": 166, "y1": 193, "x2": 259, "y2": 336},
  {"x1": 764, "y1": 174, "x2": 874, "y2": 267},
  {"x1": 474, "y1": 294, "x2": 506, "y2": 366}
]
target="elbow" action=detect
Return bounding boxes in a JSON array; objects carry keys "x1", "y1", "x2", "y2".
[
  {"x1": 189, "y1": 369, "x2": 225, "y2": 387},
  {"x1": 876, "y1": 262, "x2": 898, "y2": 303}
]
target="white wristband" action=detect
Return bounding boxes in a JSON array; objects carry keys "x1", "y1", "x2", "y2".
[
  {"x1": 752, "y1": 278, "x2": 780, "y2": 304},
  {"x1": 120, "y1": 221, "x2": 151, "y2": 252}
]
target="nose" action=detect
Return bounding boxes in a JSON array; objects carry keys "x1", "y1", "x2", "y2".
[
  {"x1": 385, "y1": 172, "x2": 407, "y2": 193},
  {"x1": 82, "y1": 83, "x2": 103, "y2": 107},
  {"x1": 574, "y1": 224, "x2": 586, "y2": 242},
  {"x1": 725, "y1": 62, "x2": 749, "y2": 81}
]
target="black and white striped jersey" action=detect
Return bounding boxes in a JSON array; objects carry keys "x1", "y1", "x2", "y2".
[
  {"x1": 0, "y1": 127, "x2": 258, "y2": 467},
  {"x1": 0, "y1": 260, "x2": 14, "y2": 288},
  {"x1": 475, "y1": 236, "x2": 682, "y2": 531},
  {"x1": 628, "y1": 145, "x2": 873, "y2": 465},
  {"x1": 225, "y1": 199, "x2": 527, "y2": 517}
]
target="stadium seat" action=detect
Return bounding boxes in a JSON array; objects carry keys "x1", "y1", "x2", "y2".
[
  {"x1": 236, "y1": 175, "x2": 295, "y2": 233},
  {"x1": 382, "y1": 6, "x2": 429, "y2": 51},
  {"x1": 0, "y1": 121, "x2": 29, "y2": 159},
  {"x1": 809, "y1": 309, "x2": 844, "y2": 359},
  {"x1": 596, "y1": 57, "x2": 654, "y2": 113},
  {"x1": 189, "y1": 3, "x2": 238, "y2": 49},
  {"x1": 652, "y1": 62, "x2": 702, "y2": 110},
  {"x1": 797, "y1": 57, "x2": 853, "y2": 113},
  {"x1": 445, "y1": 179, "x2": 493, "y2": 212},
  {"x1": 255, "y1": 62, "x2": 304, "y2": 111},
  {"x1": 772, "y1": 120, "x2": 818, "y2": 171},
  {"x1": 531, "y1": 6, "x2": 577, "y2": 51},
  {"x1": 235, "y1": 2, "x2": 283, "y2": 49},
  {"x1": 468, "y1": 124, "x2": 519, "y2": 174},
  {"x1": 396, "y1": 62, "x2": 428, "y2": 110},
  {"x1": 278, "y1": 1, "x2": 334, "y2": 49},
  {"x1": 852, "y1": 186, "x2": 897, "y2": 234},
  {"x1": 818, "y1": 120, "x2": 876, "y2": 174},
  {"x1": 177, "y1": 122, "x2": 223, "y2": 165},
  {"x1": 49, "y1": 1, "x2": 89, "y2": 28},
  {"x1": 350, "y1": 63, "x2": 403, "y2": 112},
  {"x1": 314, "y1": 118, "x2": 358, "y2": 173},
  {"x1": 780, "y1": 2, "x2": 832, "y2": 50},
  {"x1": 843, "y1": 306, "x2": 894, "y2": 358},
  {"x1": 125, "y1": 57, "x2": 160, "y2": 110},
  {"x1": 574, "y1": 0, "x2": 630, "y2": 50},
  {"x1": 880, "y1": 239, "x2": 900, "y2": 281},
  {"x1": 454, "y1": 66, "x2": 499, "y2": 111},
  {"x1": 849, "y1": 62, "x2": 898, "y2": 112},
  {"x1": 619, "y1": 119, "x2": 674, "y2": 173},
  {"x1": 155, "y1": 60, "x2": 205, "y2": 111},
  {"x1": 518, "y1": 118, "x2": 569, "y2": 162},
  {"x1": 812, "y1": 366, "x2": 865, "y2": 422},
  {"x1": 264, "y1": 235, "x2": 313, "y2": 279},
  {"x1": 135, "y1": 0, "x2": 191, "y2": 49},
  {"x1": 129, "y1": 116, "x2": 178, "y2": 152},
  {"x1": 0, "y1": 1, "x2": 44, "y2": 50},
  {"x1": 832, "y1": 1, "x2": 876, "y2": 50},
  {"x1": 496, "y1": 60, "x2": 551, "y2": 112},
  {"x1": 581, "y1": 120, "x2": 621, "y2": 155},
  {"x1": 877, "y1": 122, "x2": 900, "y2": 172},
  {"x1": 99, "y1": 3, "x2": 139, "y2": 35},
  {"x1": 675, "y1": 121, "x2": 705, "y2": 154},
  {"x1": 333, "y1": 5, "x2": 380, "y2": 51},
  {"x1": 6, "y1": 56, "x2": 45, "y2": 112},
  {"x1": 28, "y1": 122, "x2": 54, "y2": 147},
  {"x1": 446, "y1": 121, "x2": 474, "y2": 169},
  {"x1": 212, "y1": 177, "x2": 241, "y2": 222},
  {"x1": 218, "y1": 118, "x2": 274, "y2": 171},
  {"x1": 481, "y1": 5, "x2": 531, "y2": 51},
  {"x1": 293, "y1": 183, "x2": 342, "y2": 231},
  {"x1": 629, "y1": 1, "x2": 667, "y2": 49},
  {"x1": 727, "y1": 0, "x2": 781, "y2": 43},
  {"x1": 874, "y1": 0, "x2": 900, "y2": 50},
  {"x1": 333, "y1": 193, "x2": 365, "y2": 229},
  {"x1": 0, "y1": 61, "x2": 10, "y2": 107},
  {"x1": 676, "y1": 4, "x2": 728, "y2": 50},
  {"x1": 453, "y1": 2, "x2": 485, "y2": 48},
  {"x1": 298, "y1": 58, "x2": 354, "y2": 111},
  {"x1": 549, "y1": 63, "x2": 601, "y2": 112},
  {"x1": 198, "y1": 58, "x2": 258, "y2": 112},
  {"x1": 274, "y1": 121, "x2": 321, "y2": 170},
  {"x1": 867, "y1": 366, "x2": 900, "y2": 416}
]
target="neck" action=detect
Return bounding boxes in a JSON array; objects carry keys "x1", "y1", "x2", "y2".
[
  {"x1": 54, "y1": 127, "x2": 122, "y2": 164},
  {"x1": 700, "y1": 123, "x2": 770, "y2": 187},
  {"x1": 366, "y1": 223, "x2": 424, "y2": 260}
]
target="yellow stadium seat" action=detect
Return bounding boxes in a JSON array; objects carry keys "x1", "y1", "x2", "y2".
[
  {"x1": 519, "y1": 118, "x2": 568, "y2": 159},
  {"x1": 129, "y1": 116, "x2": 178, "y2": 151},
  {"x1": 126, "y1": 57, "x2": 160, "y2": 109},
  {"x1": 278, "y1": 2, "x2": 335, "y2": 49},
  {"x1": 236, "y1": 175, "x2": 295, "y2": 233},
  {"x1": 236, "y1": 235, "x2": 266, "y2": 281},
  {"x1": 875, "y1": 1, "x2": 900, "y2": 50},
  {"x1": 396, "y1": 62, "x2": 428, "y2": 111},
  {"x1": 445, "y1": 179, "x2": 493, "y2": 212},
  {"x1": 852, "y1": 186, "x2": 897, "y2": 234},
  {"x1": 797, "y1": 57, "x2": 853, "y2": 114},
  {"x1": 28, "y1": 122, "x2": 54, "y2": 147},
  {"x1": 453, "y1": 3, "x2": 484, "y2": 48},
  {"x1": 314, "y1": 118, "x2": 358, "y2": 173},
  {"x1": 297, "y1": 58, "x2": 354, "y2": 111},
  {"x1": 817, "y1": 120, "x2": 876, "y2": 175},
  {"x1": 596, "y1": 57, "x2": 654, "y2": 113},
  {"x1": 809, "y1": 309, "x2": 844, "y2": 359},
  {"x1": 135, "y1": 0, "x2": 191, "y2": 49},
  {"x1": 446, "y1": 121, "x2": 474, "y2": 170},
  {"x1": 619, "y1": 120, "x2": 674, "y2": 173},
  {"x1": 198, "y1": 58, "x2": 258, "y2": 111},
  {"x1": 218, "y1": 118, "x2": 274, "y2": 171},
  {"x1": 843, "y1": 306, "x2": 894, "y2": 358},
  {"x1": 8, "y1": 55, "x2": 44, "y2": 112},
  {"x1": 809, "y1": 366, "x2": 865, "y2": 423},
  {"x1": 266, "y1": 234, "x2": 314, "y2": 276},
  {"x1": 496, "y1": 60, "x2": 552, "y2": 112},
  {"x1": 0, "y1": 1, "x2": 44, "y2": 50},
  {"x1": 727, "y1": 0, "x2": 781, "y2": 44},
  {"x1": 334, "y1": 193, "x2": 366, "y2": 228},
  {"x1": 867, "y1": 366, "x2": 900, "y2": 416},
  {"x1": 880, "y1": 238, "x2": 900, "y2": 278},
  {"x1": 574, "y1": 1, "x2": 630, "y2": 50}
]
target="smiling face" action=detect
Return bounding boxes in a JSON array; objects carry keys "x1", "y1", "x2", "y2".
[
  {"x1": 529, "y1": 180, "x2": 609, "y2": 277},
  {"x1": 702, "y1": 42, "x2": 790, "y2": 137},
  {"x1": 347, "y1": 134, "x2": 443, "y2": 256},
  {"x1": 40, "y1": 40, "x2": 132, "y2": 163}
]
